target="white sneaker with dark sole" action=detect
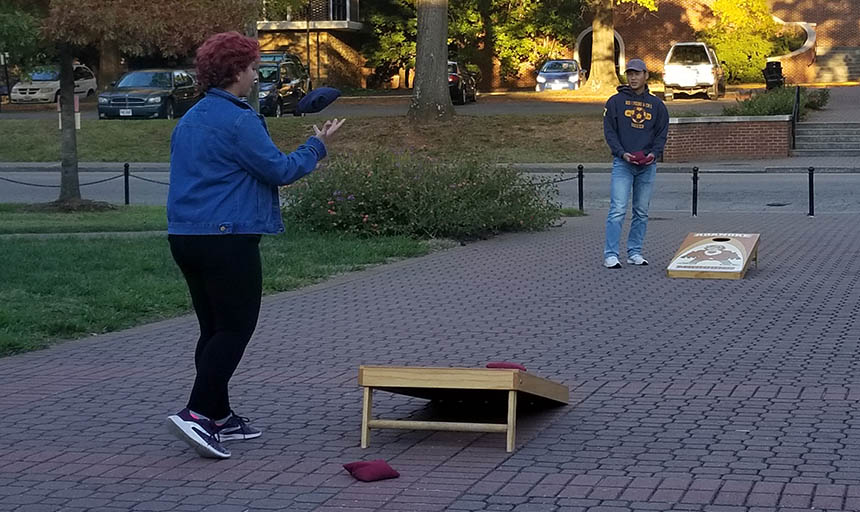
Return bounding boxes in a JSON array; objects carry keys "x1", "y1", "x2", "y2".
[
  {"x1": 604, "y1": 256, "x2": 622, "y2": 269},
  {"x1": 166, "y1": 408, "x2": 231, "y2": 459},
  {"x1": 627, "y1": 255, "x2": 649, "y2": 265}
]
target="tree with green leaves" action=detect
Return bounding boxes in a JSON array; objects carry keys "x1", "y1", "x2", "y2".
[
  {"x1": 449, "y1": 0, "x2": 584, "y2": 82},
  {"x1": 362, "y1": 0, "x2": 417, "y2": 87},
  {"x1": 585, "y1": 0, "x2": 655, "y2": 93},
  {"x1": 364, "y1": 0, "x2": 584, "y2": 91},
  {"x1": 698, "y1": 0, "x2": 780, "y2": 83},
  {"x1": 0, "y1": 6, "x2": 42, "y2": 74},
  {"x1": 41, "y1": 0, "x2": 255, "y2": 204}
]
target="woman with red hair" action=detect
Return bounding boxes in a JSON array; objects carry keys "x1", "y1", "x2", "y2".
[{"x1": 165, "y1": 31, "x2": 344, "y2": 459}]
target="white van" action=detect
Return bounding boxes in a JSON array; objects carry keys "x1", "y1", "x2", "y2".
[
  {"x1": 663, "y1": 42, "x2": 725, "y2": 101},
  {"x1": 10, "y1": 64, "x2": 98, "y2": 104}
]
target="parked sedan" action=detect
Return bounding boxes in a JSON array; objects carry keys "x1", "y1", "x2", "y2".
[
  {"x1": 98, "y1": 69, "x2": 199, "y2": 120},
  {"x1": 448, "y1": 61, "x2": 477, "y2": 105},
  {"x1": 10, "y1": 64, "x2": 97, "y2": 103},
  {"x1": 535, "y1": 60, "x2": 582, "y2": 92},
  {"x1": 258, "y1": 59, "x2": 311, "y2": 117}
]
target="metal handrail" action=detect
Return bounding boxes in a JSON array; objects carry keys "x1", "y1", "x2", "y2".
[{"x1": 791, "y1": 85, "x2": 801, "y2": 149}]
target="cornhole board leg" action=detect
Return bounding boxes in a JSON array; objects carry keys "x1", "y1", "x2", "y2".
[
  {"x1": 358, "y1": 366, "x2": 568, "y2": 453},
  {"x1": 361, "y1": 387, "x2": 372, "y2": 449},
  {"x1": 506, "y1": 390, "x2": 517, "y2": 452}
]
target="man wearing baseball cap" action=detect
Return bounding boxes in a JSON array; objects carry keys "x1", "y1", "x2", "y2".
[{"x1": 601, "y1": 58, "x2": 669, "y2": 269}]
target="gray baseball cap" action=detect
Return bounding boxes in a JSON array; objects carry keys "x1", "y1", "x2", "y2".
[{"x1": 625, "y1": 59, "x2": 647, "y2": 72}]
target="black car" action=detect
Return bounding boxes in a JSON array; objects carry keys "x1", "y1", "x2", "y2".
[
  {"x1": 98, "y1": 69, "x2": 200, "y2": 120},
  {"x1": 257, "y1": 51, "x2": 312, "y2": 117},
  {"x1": 448, "y1": 61, "x2": 478, "y2": 105}
]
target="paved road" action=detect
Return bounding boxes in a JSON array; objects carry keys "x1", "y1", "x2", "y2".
[
  {"x1": 2, "y1": 211, "x2": 860, "y2": 511},
  {"x1": 2, "y1": 171, "x2": 857, "y2": 214},
  {"x1": 0, "y1": 94, "x2": 733, "y2": 120}
]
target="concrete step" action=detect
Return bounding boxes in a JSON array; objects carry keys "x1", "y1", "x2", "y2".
[
  {"x1": 795, "y1": 142, "x2": 860, "y2": 149},
  {"x1": 794, "y1": 131, "x2": 860, "y2": 138},
  {"x1": 795, "y1": 128, "x2": 860, "y2": 133},
  {"x1": 797, "y1": 122, "x2": 860, "y2": 128},
  {"x1": 791, "y1": 149, "x2": 860, "y2": 157},
  {"x1": 814, "y1": 49, "x2": 860, "y2": 80},
  {"x1": 794, "y1": 137, "x2": 860, "y2": 145},
  {"x1": 795, "y1": 136, "x2": 860, "y2": 144}
]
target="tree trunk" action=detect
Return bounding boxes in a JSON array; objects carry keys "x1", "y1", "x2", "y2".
[
  {"x1": 245, "y1": 17, "x2": 260, "y2": 112},
  {"x1": 407, "y1": 0, "x2": 453, "y2": 123},
  {"x1": 58, "y1": 44, "x2": 81, "y2": 202},
  {"x1": 98, "y1": 39, "x2": 122, "y2": 91},
  {"x1": 587, "y1": 0, "x2": 619, "y2": 92},
  {"x1": 476, "y1": 0, "x2": 494, "y2": 91}
]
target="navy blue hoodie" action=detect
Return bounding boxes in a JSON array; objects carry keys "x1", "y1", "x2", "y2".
[{"x1": 603, "y1": 84, "x2": 669, "y2": 159}]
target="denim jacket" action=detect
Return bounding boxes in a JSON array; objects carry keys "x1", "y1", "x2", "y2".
[{"x1": 167, "y1": 88, "x2": 326, "y2": 235}]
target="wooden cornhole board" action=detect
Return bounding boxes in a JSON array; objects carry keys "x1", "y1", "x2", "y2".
[
  {"x1": 667, "y1": 232, "x2": 760, "y2": 280},
  {"x1": 358, "y1": 366, "x2": 569, "y2": 452}
]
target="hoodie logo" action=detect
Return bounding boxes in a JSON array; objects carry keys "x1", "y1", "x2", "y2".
[{"x1": 624, "y1": 104, "x2": 652, "y2": 129}]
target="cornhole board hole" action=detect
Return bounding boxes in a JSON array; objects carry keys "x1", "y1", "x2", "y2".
[
  {"x1": 667, "y1": 232, "x2": 760, "y2": 280},
  {"x1": 358, "y1": 366, "x2": 569, "y2": 452}
]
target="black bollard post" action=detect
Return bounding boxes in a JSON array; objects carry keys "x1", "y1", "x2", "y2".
[
  {"x1": 692, "y1": 166, "x2": 699, "y2": 217},
  {"x1": 808, "y1": 166, "x2": 815, "y2": 217},
  {"x1": 124, "y1": 163, "x2": 130, "y2": 205},
  {"x1": 577, "y1": 164, "x2": 584, "y2": 213}
]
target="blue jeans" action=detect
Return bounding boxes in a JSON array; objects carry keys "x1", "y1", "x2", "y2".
[{"x1": 604, "y1": 157, "x2": 657, "y2": 259}]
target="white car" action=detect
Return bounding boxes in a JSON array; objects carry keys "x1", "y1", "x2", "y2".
[
  {"x1": 10, "y1": 64, "x2": 98, "y2": 103},
  {"x1": 663, "y1": 42, "x2": 725, "y2": 101}
]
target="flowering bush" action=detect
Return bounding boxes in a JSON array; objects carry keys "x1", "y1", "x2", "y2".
[{"x1": 281, "y1": 153, "x2": 561, "y2": 239}]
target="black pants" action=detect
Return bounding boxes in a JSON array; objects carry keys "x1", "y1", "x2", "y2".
[{"x1": 168, "y1": 234, "x2": 263, "y2": 419}]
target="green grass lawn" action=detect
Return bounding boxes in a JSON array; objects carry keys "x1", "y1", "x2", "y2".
[
  {"x1": 0, "y1": 205, "x2": 432, "y2": 356},
  {"x1": 0, "y1": 114, "x2": 607, "y2": 164},
  {"x1": 0, "y1": 204, "x2": 168, "y2": 233}
]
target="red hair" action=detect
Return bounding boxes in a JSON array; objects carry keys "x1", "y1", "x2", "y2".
[{"x1": 195, "y1": 31, "x2": 259, "y2": 91}]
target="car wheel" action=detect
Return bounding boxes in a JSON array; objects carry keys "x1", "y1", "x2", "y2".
[
  {"x1": 275, "y1": 101, "x2": 282, "y2": 118},
  {"x1": 664, "y1": 87, "x2": 674, "y2": 102},
  {"x1": 707, "y1": 83, "x2": 719, "y2": 100},
  {"x1": 164, "y1": 101, "x2": 175, "y2": 120},
  {"x1": 86, "y1": 89, "x2": 95, "y2": 97},
  {"x1": 54, "y1": 91, "x2": 60, "y2": 103}
]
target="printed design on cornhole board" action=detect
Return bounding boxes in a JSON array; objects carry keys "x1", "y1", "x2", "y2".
[{"x1": 668, "y1": 234, "x2": 752, "y2": 273}]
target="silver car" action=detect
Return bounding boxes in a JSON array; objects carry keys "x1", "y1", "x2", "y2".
[{"x1": 535, "y1": 60, "x2": 582, "y2": 92}]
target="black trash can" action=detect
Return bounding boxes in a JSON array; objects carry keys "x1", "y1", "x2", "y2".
[{"x1": 763, "y1": 61, "x2": 785, "y2": 90}]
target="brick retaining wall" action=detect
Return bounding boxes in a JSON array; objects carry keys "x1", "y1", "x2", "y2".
[{"x1": 663, "y1": 115, "x2": 792, "y2": 162}]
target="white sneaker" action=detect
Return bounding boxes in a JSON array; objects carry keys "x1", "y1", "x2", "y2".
[
  {"x1": 604, "y1": 256, "x2": 622, "y2": 268},
  {"x1": 627, "y1": 254, "x2": 649, "y2": 265}
]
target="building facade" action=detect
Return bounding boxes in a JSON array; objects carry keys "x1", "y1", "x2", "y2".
[{"x1": 257, "y1": 0, "x2": 368, "y2": 87}]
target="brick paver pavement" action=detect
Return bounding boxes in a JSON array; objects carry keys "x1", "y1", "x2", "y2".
[{"x1": 2, "y1": 211, "x2": 860, "y2": 512}]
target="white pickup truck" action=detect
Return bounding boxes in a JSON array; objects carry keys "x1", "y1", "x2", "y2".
[{"x1": 663, "y1": 42, "x2": 725, "y2": 101}]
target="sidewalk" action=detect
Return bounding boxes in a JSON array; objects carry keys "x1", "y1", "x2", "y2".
[
  {"x1": 3, "y1": 155, "x2": 859, "y2": 174},
  {"x1": 2, "y1": 211, "x2": 860, "y2": 511}
]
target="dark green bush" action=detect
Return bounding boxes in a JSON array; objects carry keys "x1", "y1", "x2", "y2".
[
  {"x1": 281, "y1": 153, "x2": 561, "y2": 239},
  {"x1": 723, "y1": 86, "x2": 830, "y2": 118},
  {"x1": 723, "y1": 86, "x2": 801, "y2": 117},
  {"x1": 772, "y1": 25, "x2": 808, "y2": 56}
]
